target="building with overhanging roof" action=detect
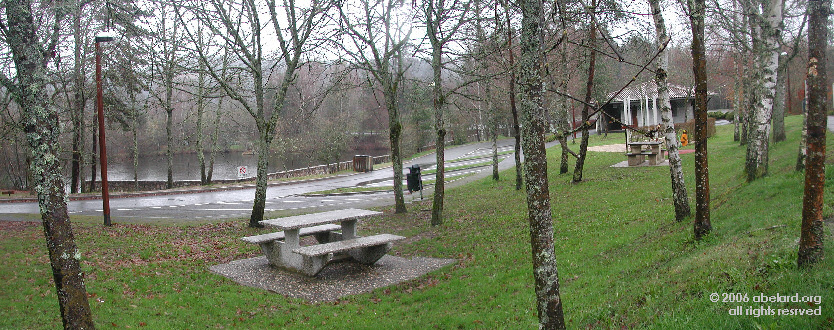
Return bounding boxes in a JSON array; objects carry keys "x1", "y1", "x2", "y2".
[{"x1": 600, "y1": 81, "x2": 715, "y2": 131}]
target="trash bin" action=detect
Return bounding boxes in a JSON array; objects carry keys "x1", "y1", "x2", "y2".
[
  {"x1": 406, "y1": 164, "x2": 422, "y2": 192},
  {"x1": 353, "y1": 155, "x2": 373, "y2": 172}
]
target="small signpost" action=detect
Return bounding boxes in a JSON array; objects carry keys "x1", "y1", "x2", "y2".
[{"x1": 237, "y1": 166, "x2": 248, "y2": 179}]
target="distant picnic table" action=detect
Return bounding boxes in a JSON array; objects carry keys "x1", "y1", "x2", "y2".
[{"x1": 626, "y1": 141, "x2": 663, "y2": 166}]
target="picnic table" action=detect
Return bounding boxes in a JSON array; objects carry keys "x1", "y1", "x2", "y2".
[
  {"x1": 242, "y1": 208, "x2": 404, "y2": 276},
  {"x1": 626, "y1": 141, "x2": 663, "y2": 166}
]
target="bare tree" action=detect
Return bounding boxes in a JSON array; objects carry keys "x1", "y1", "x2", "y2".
[
  {"x1": 181, "y1": 0, "x2": 334, "y2": 226},
  {"x1": 572, "y1": 0, "x2": 598, "y2": 184},
  {"x1": 69, "y1": 0, "x2": 91, "y2": 194},
  {"x1": 424, "y1": 0, "x2": 470, "y2": 225},
  {"x1": 148, "y1": 2, "x2": 182, "y2": 189},
  {"x1": 797, "y1": 0, "x2": 828, "y2": 268},
  {"x1": 686, "y1": 0, "x2": 711, "y2": 239},
  {"x1": 504, "y1": 1, "x2": 524, "y2": 190},
  {"x1": 650, "y1": 0, "x2": 691, "y2": 221},
  {"x1": 192, "y1": 25, "x2": 210, "y2": 185},
  {"x1": 207, "y1": 49, "x2": 231, "y2": 184},
  {"x1": 0, "y1": 0, "x2": 95, "y2": 327},
  {"x1": 338, "y1": 0, "x2": 412, "y2": 214},
  {"x1": 518, "y1": 0, "x2": 566, "y2": 327},
  {"x1": 552, "y1": 0, "x2": 575, "y2": 175}
]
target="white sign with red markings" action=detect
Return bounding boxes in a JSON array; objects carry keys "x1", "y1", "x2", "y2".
[{"x1": 237, "y1": 166, "x2": 247, "y2": 179}]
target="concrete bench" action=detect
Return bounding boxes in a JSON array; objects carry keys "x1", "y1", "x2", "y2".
[
  {"x1": 242, "y1": 224, "x2": 341, "y2": 267},
  {"x1": 292, "y1": 234, "x2": 405, "y2": 276},
  {"x1": 241, "y1": 224, "x2": 341, "y2": 244}
]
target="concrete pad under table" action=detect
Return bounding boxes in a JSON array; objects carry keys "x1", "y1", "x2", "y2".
[{"x1": 209, "y1": 255, "x2": 455, "y2": 303}]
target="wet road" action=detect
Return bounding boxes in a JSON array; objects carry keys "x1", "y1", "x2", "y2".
[{"x1": 0, "y1": 139, "x2": 525, "y2": 222}]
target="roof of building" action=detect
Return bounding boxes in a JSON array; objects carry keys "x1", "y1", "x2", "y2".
[{"x1": 606, "y1": 81, "x2": 712, "y2": 102}]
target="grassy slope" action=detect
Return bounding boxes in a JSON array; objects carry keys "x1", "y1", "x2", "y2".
[{"x1": 0, "y1": 115, "x2": 831, "y2": 328}]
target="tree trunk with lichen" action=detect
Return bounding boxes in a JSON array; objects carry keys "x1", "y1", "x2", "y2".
[
  {"x1": 519, "y1": 0, "x2": 566, "y2": 327},
  {"x1": 650, "y1": 0, "x2": 691, "y2": 221},
  {"x1": 4, "y1": 1, "x2": 95, "y2": 327},
  {"x1": 688, "y1": 0, "x2": 711, "y2": 240},
  {"x1": 797, "y1": 0, "x2": 828, "y2": 268}
]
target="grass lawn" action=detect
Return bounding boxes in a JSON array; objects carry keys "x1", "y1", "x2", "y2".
[{"x1": 1, "y1": 115, "x2": 832, "y2": 328}]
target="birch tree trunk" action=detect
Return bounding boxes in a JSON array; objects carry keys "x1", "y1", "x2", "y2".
[
  {"x1": 733, "y1": 67, "x2": 742, "y2": 141},
  {"x1": 797, "y1": 109, "x2": 808, "y2": 171},
  {"x1": 772, "y1": 52, "x2": 788, "y2": 142},
  {"x1": 3, "y1": 1, "x2": 95, "y2": 327},
  {"x1": 797, "y1": 0, "x2": 828, "y2": 267},
  {"x1": 740, "y1": 71, "x2": 750, "y2": 145},
  {"x1": 745, "y1": 0, "x2": 783, "y2": 181},
  {"x1": 650, "y1": 0, "x2": 691, "y2": 221},
  {"x1": 688, "y1": 0, "x2": 711, "y2": 240},
  {"x1": 519, "y1": 0, "x2": 566, "y2": 327}
]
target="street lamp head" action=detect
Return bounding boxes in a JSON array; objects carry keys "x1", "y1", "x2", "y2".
[{"x1": 95, "y1": 31, "x2": 116, "y2": 43}]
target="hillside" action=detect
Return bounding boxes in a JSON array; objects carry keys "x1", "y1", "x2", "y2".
[{"x1": 0, "y1": 115, "x2": 830, "y2": 328}]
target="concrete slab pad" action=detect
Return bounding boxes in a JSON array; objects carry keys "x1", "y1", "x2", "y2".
[{"x1": 209, "y1": 255, "x2": 455, "y2": 303}]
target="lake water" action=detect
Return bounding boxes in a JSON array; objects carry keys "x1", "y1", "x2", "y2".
[{"x1": 85, "y1": 148, "x2": 389, "y2": 182}]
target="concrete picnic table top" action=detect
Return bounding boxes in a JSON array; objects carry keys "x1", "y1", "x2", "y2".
[{"x1": 259, "y1": 208, "x2": 382, "y2": 230}]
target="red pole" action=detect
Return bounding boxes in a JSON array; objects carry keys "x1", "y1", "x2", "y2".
[{"x1": 96, "y1": 40, "x2": 111, "y2": 226}]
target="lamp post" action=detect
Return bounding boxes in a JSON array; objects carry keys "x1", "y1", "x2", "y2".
[{"x1": 96, "y1": 32, "x2": 114, "y2": 226}]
